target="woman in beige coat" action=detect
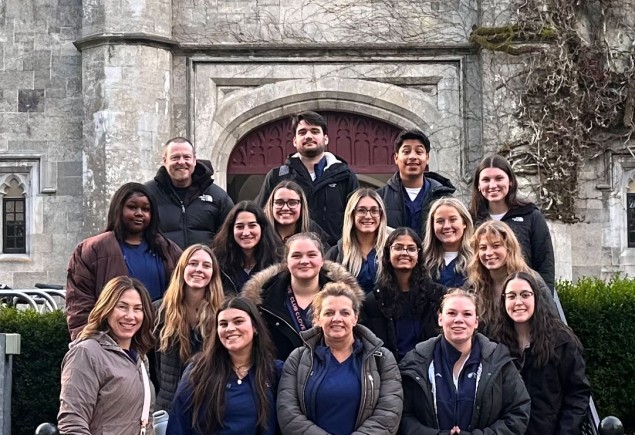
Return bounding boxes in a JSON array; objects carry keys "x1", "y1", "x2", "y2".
[{"x1": 58, "y1": 276, "x2": 156, "y2": 435}]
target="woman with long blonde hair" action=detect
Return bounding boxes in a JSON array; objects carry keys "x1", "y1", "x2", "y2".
[
  {"x1": 326, "y1": 188, "x2": 388, "y2": 293},
  {"x1": 467, "y1": 220, "x2": 552, "y2": 332},
  {"x1": 59, "y1": 276, "x2": 156, "y2": 435},
  {"x1": 154, "y1": 244, "x2": 225, "y2": 411},
  {"x1": 423, "y1": 197, "x2": 474, "y2": 287}
]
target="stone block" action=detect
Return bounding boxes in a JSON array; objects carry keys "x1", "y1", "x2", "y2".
[
  {"x1": 66, "y1": 78, "x2": 81, "y2": 97},
  {"x1": 44, "y1": 96, "x2": 82, "y2": 115},
  {"x1": 45, "y1": 88, "x2": 66, "y2": 98},
  {"x1": 0, "y1": 71, "x2": 33, "y2": 89},
  {"x1": 13, "y1": 272, "x2": 51, "y2": 288},
  {"x1": 51, "y1": 55, "x2": 81, "y2": 79},
  {"x1": 0, "y1": 113, "x2": 29, "y2": 134},
  {"x1": 18, "y1": 89, "x2": 44, "y2": 112},
  {"x1": 30, "y1": 234, "x2": 53, "y2": 253},
  {"x1": 56, "y1": 175, "x2": 82, "y2": 196},
  {"x1": 57, "y1": 161, "x2": 82, "y2": 177},
  {"x1": 8, "y1": 140, "x2": 47, "y2": 152}
]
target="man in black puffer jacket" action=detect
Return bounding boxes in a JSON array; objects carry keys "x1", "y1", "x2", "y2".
[
  {"x1": 377, "y1": 129, "x2": 455, "y2": 237},
  {"x1": 146, "y1": 137, "x2": 234, "y2": 248}
]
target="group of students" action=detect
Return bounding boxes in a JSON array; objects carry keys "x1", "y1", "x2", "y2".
[{"x1": 57, "y1": 150, "x2": 590, "y2": 435}]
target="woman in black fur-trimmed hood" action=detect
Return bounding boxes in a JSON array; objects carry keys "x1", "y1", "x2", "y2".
[{"x1": 241, "y1": 232, "x2": 363, "y2": 361}]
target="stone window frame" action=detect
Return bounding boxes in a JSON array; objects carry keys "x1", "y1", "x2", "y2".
[
  {"x1": 2, "y1": 193, "x2": 27, "y2": 254},
  {"x1": 0, "y1": 155, "x2": 56, "y2": 261}
]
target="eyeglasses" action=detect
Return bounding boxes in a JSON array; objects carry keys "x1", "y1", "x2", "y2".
[
  {"x1": 504, "y1": 291, "x2": 534, "y2": 302},
  {"x1": 273, "y1": 199, "x2": 301, "y2": 209},
  {"x1": 355, "y1": 207, "x2": 382, "y2": 217},
  {"x1": 390, "y1": 245, "x2": 419, "y2": 255}
]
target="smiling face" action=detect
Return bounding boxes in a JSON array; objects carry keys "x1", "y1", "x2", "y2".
[
  {"x1": 354, "y1": 196, "x2": 382, "y2": 234},
  {"x1": 233, "y1": 212, "x2": 262, "y2": 252},
  {"x1": 477, "y1": 234, "x2": 508, "y2": 272},
  {"x1": 184, "y1": 249, "x2": 214, "y2": 290},
  {"x1": 293, "y1": 120, "x2": 328, "y2": 158},
  {"x1": 286, "y1": 238, "x2": 324, "y2": 280},
  {"x1": 107, "y1": 289, "x2": 143, "y2": 349},
  {"x1": 316, "y1": 295, "x2": 358, "y2": 344},
  {"x1": 217, "y1": 308, "x2": 255, "y2": 356},
  {"x1": 394, "y1": 139, "x2": 429, "y2": 181},
  {"x1": 478, "y1": 167, "x2": 511, "y2": 206},
  {"x1": 121, "y1": 193, "x2": 151, "y2": 237},
  {"x1": 389, "y1": 234, "x2": 419, "y2": 271},
  {"x1": 438, "y1": 295, "x2": 478, "y2": 348},
  {"x1": 162, "y1": 141, "x2": 196, "y2": 188},
  {"x1": 273, "y1": 188, "x2": 302, "y2": 227},
  {"x1": 504, "y1": 278, "x2": 535, "y2": 325},
  {"x1": 433, "y1": 204, "x2": 467, "y2": 252}
]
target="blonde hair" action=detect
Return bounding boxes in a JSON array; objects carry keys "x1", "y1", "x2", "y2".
[
  {"x1": 311, "y1": 282, "x2": 364, "y2": 324},
  {"x1": 264, "y1": 180, "x2": 311, "y2": 237},
  {"x1": 340, "y1": 188, "x2": 387, "y2": 277},
  {"x1": 157, "y1": 244, "x2": 225, "y2": 362},
  {"x1": 440, "y1": 287, "x2": 479, "y2": 315},
  {"x1": 79, "y1": 276, "x2": 155, "y2": 355},
  {"x1": 467, "y1": 221, "x2": 530, "y2": 325},
  {"x1": 423, "y1": 197, "x2": 474, "y2": 280}
]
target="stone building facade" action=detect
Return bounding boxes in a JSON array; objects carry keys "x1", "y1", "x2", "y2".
[{"x1": 0, "y1": 0, "x2": 632, "y2": 286}]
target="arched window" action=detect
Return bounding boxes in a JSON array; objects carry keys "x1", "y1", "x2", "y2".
[{"x1": 2, "y1": 177, "x2": 26, "y2": 254}]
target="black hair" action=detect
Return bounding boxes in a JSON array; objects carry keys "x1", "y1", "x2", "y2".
[
  {"x1": 394, "y1": 128, "x2": 431, "y2": 153},
  {"x1": 291, "y1": 111, "x2": 328, "y2": 135}
]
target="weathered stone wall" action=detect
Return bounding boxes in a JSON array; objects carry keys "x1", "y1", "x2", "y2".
[{"x1": 0, "y1": 0, "x2": 83, "y2": 286}]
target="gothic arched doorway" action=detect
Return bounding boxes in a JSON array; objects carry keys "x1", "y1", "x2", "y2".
[{"x1": 227, "y1": 111, "x2": 402, "y2": 201}]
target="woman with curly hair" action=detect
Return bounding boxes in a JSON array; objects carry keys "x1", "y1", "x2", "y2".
[
  {"x1": 153, "y1": 244, "x2": 225, "y2": 411},
  {"x1": 326, "y1": 188, "x2": 389, "y2": 294},
  {"x1": 361, "y1": 227, "x2": 445, "y2": 361},
  {"x1": 212, "y1": 201, "x2": 283, "y2": 295},
  {"x1": 168, "y1": 297, "x2": 282, "y2": 435},
  {"x1": 469, "y1": 154, "x2": 555, "y2": 289},
  {"x1": 423, "y1": 197, "x2": 474, "y2": 288},
  {"x1": 467, "y1": 220, "x2": 553, "y2": 333},
  {"x1": 263, "y1": 180, "x2": 330, "y2": 246},
  {"x1": 493, "y1": 272, "x2": 590, "y2": 435},
  {"x1": 58, "y1": 276, "x2": 156, "y2": 435},
  {"x1": 66, "y1": 182, "x2": 182, "y2": 339}
]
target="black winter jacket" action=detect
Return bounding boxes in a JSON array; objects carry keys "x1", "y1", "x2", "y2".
[
  {"x1": 399, "y1": 334, "x2": 530, "y2": 435},
  {"x1": 520, "y1": 332, "x2": 591, "y2": 435},
  {"x1": 475, "y1": 202, "x2": 555, "y2": 290},
  {"x1": 361, "y1": 281, "x2": 445, "y2": 360},
  {"x1": 255, "y1": 153, "x2": 359, "y2": 246},
  {"x1": 376, "y1": 172, "x2": 455, "y2": 236},
  {"x1": 241, "y1": 261, "x2": 363, "y2": 361},
  {"x1": 145, "y1": 162, "x2": 234, "y2": 249}
]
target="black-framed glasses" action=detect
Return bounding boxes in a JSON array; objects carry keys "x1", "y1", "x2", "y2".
[
  {"x1": 390, "y1": 245, "x2": 419, "y2": 255},
  {"x1": 273, "y1": 199, "x2": 301, "y2": 209},
  {"x1": 355, "y1": 207, "x2": 382, "y2": 217},
  {"x1": 504, "y1": 291, "x2": 534, "y2": 301}
]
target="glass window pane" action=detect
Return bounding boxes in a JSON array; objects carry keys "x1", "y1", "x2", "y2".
[
  {"x1": 15, "y1": 212, "x2": 23, "y2": 222},
  {"x1": 15, "y1": 201, "x2": 23, "y2": 212},
  {"x1": 6, "y1": 201, "x2": 14, "y2": 212}
]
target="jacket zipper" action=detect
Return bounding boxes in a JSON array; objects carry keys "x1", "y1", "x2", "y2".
[{"x1": 354, "y1": 347, "x2": 381, "y2": 428}]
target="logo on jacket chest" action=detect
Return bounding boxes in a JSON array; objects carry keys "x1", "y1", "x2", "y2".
[{"x1": 199, "y1": 194, "x2": 214, "y2": 203}]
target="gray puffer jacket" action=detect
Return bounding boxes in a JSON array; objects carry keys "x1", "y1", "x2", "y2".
[{"x1": 277, "y1": 324, "x2": 403, "y2": 435}]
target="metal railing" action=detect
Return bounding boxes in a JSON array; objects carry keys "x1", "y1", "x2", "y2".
[{"x1": 0, "y1": 284, "x2": 65, "y2": 313}]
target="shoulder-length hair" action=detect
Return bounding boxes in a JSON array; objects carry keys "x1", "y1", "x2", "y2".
[
  {"x1": 340, "y1": 188, "x2": 388, "y2": 277},
  {"x1": 375, "y1": 227, "x2": 436, "y2": 316},
  {"x1": 79, "y1": 276, "x2": 155, "y2": 355},
  {"x1": 467, "y1": 220, "x2": 530, "y2": 325},
  {"x1": 494, "y1": 272, "x2": 582, "y2": 367},
  {"x1": 263, "y1": 180, "x2": 311, "y2": 236},
  {"x1": 423, "y1": 197, "x2": 474, "y2": 280},
  {"x1": 469, "y1": 154, "x2": 530, "y2": 218},
  {"x1": 212, "y1": 201, "x2": 283, "y2": 275},
  {"x1": 312, "y1": 281, "x2": 364, "y2": 324},
  {"x1": 156, "y1": 244, "x2": 225, "y2": 362},
  {"x1": 188, "y1": 297, "x2": 276, "y2": 434},
  {"x1": 105, "y1": 182, "x2": 162, "y2": 254}
]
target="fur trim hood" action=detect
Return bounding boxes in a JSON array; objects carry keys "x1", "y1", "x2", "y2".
[{"x1": 241, "y1": 260, "x2": 364, "y2": 306}]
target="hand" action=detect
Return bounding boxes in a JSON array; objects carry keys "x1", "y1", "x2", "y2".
[{"x1": 451, "y1": 426, "x2": 461, "y2": 434}]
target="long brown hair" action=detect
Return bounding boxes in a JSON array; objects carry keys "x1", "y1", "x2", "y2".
[
  {"x1": 264, "y1": 180, "x2": 311, "y2": 236},
  {"x1": 156, "y1": 244, "x2": 225, "y2": 362},
  {"x1": 188, "y1": 297, "x2": 276, "y2": 433},
  {"x1": 79, "y1": 276, "x2": 155, "y2": 355}
]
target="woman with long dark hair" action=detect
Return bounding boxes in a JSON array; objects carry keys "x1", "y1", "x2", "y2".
[
  {"x1": 66, "y1": 182, "x2": 182, "y2": 339},
  {"x1": 326, "y1": 188, "x2": 388, "y2": 294},
  {"x1": 469, "y1": 154, "x2": 555, "y2": 289},
  {"x1": 212, "y1": 201, "x2": 283, "y2": 294},
  {"x1": 494, "y1": 272, "x2": 590, "y2": 435},
  {"x1": 361, "y1": 227, "x2": 445, "y2": 361},
  {"x1": 167, "y1": 297, "x2": 282, "y2": 435},
  {"x1": 154, "y1": 244, "x2": 226, "y2": 411},
  {"x1": 59, "y1": 276, "x2": 156, "y2": 435}
]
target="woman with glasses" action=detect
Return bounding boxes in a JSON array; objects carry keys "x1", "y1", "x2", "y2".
[
  {"x1": 423, "y1": 198, "x2": 474, "y2": 288},
  {"x1": 264, "y1": 180, "x2": 330, "y2": 247},
  {"x1": 326, "y1": 189, "x2": 389, "y2": 294},
  {"x1": 493, "y1": 272, "x2": 590, "y2": 435},
  {"x1": 212, "y1": 201, "x2": 283, "y2": 295},
  {"x1": 361, "y1": 227, "x2": 445, "y2": 361}
]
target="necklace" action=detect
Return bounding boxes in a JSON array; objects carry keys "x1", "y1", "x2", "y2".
[{"x1": 233, "y1": 364, "x2": 250, "y2": 385}]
